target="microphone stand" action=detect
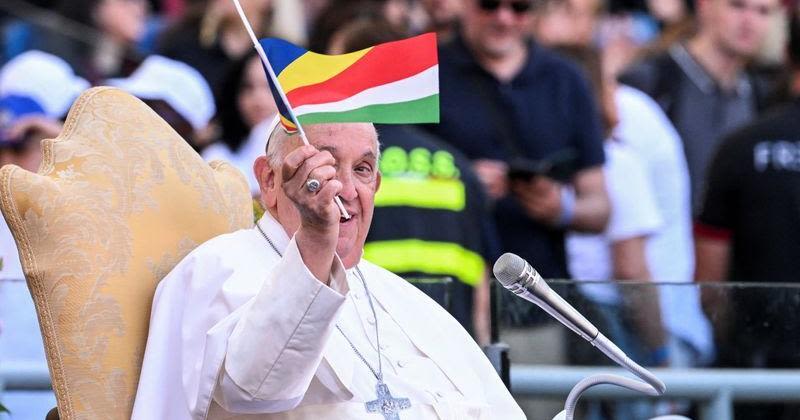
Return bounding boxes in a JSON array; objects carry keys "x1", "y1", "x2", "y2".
[
  {"x1": 556, "y1": 332, "x2": 664, "y2": 419},
  {"x1": 493, "y1": 253, "x2": 690, "y2": 420},
  {"x1": 541, "y1": 292, "x2": 688, "y2": 420}
]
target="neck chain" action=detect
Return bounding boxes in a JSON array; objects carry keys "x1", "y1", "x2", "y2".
[{"x1": 256, "y1": 222, "x2": 411, "y2": 418}]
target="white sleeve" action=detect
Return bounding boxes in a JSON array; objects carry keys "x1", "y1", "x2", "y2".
[
  {"x1": 214, "y1": 237, "x2": 350, "y2": 413},
  {"x1": 456, "y1": 320, "x2": 526, "y2": 419},
  {"x1": 605, "y1": 148, "x2": 663, "y2": 242}
]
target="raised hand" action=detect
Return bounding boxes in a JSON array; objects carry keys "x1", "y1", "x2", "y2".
[
  {"x1": 281, "y1": 144, "x2": 343, "y2": 231},
  {"x1": 280, "y1": 144, "x2": 343, "y2": 282}
]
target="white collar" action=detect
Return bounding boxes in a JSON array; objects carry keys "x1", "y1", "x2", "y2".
[
  {"x1": 255, "y1": 211, "x2": 368, "y2": 273},
  {"x1": 255, "y1": 212, "x2": 291, "y2": 254},
  {"x1": 670, "y1": 43, "x2": 752, "y2": 97}
]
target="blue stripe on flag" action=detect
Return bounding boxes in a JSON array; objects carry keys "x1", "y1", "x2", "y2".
[
  {"x1": 261, "y1": 61, "x2": 294, "y2": 127},
  {"x1": 259, "y1": 38, "x2": 308, "y2": 131},
  {"x1": 259, "y1": 38, "x2": 306, "y2": 131},
  {"x1": 259, "y1": 38, "x2": 307, "y2": 75}
]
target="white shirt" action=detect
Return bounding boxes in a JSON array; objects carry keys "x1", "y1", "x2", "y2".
[
  {"x1": 613, "y1": 85, "x2": 713, "y2": 361},
  {"x1": 133, "y1": 214, "x2": 523, "y2": 419},
  {"x1": 567, "y1": 141, "x2": 662, "y2": 305}
]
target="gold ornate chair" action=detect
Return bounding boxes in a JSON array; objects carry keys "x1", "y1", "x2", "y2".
[{"x1": 0, "y1": 87, "x2": 254, "y2": 419}]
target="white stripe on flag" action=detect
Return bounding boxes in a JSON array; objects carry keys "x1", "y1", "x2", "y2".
[{"x1": 292, "y1": 65, "x2": 439, "y2": 116}]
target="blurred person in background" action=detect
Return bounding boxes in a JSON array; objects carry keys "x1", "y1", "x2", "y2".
[
  {"x1": 34, "y1": 0, "x2": 151, "y2": 84},
  {"x1": 203, "y1": 50, "x2": 277, "y2": 195},
  {"x1": 270, "y1": 0, "x2": 310, "y2": 46},
  {"x1": 106, "y1": 54, "x2": 216, "y2": 150},
  {"x1": 531, "y1": 0, "x2": 640, "y2": 80},
  {"x1": 427, "y1": 0, "x2": 610, "y2": 329},
  {"x1": 0, "y1": 95, "x2": 62, "y2": 279},
  {"x1": 0, "y1": 96, "x2": 59, "y2": 172},
  {"x1": 531, "y1": 0, "x2": 676, "y2": 81},
  {"x1": 0, "y1": 49, "x2": 88, "y2": 277},
  {"x1": 157, "y1": 0, "x2": 274, "y2": 97},
  {"x1": 301, "y1": 0, "x2": 331, "y2": 28},
  {"x1": 536, "y1": 6, "x2": 714, "y2": 418},
  {"x1": 327, "y1": 17, "x2": 501, "y2": 346},
  {"x1": 560, "y1": 45, "x2": 679, "y2": 420},
  {"x1": 534, "y1": 0, "x2": 715, "y2": 371},
  {"x1": 0, "y1": 50, "x2": 87, "y2": 419},
  {"x1": 694, "y1": 6, "x2": 800, "y2": 420},
  {"x1": 419, "y1": 0, "x2": 464, "y2": 42},
  {"x1": 0, "y1": 50, "x2": 89, "y2": 121},
  {"x1": 645, "y1": 0, "x2": 693, "y2": 28},
  {"x1": 308, "y1": 0, "x2": 412, "y2": 51},
  {"x1": 560, "y1": 46, "x2": 667, "y2": 368},
  {"x1": 620, "y1": 0, "x2": 782, "y2": 211},
  {"x1": 627, "y1": 0, "x2": 695, "y2": 55},
  {"x1": 532, "y1": 0, "x2": 602, "y2": 48}
]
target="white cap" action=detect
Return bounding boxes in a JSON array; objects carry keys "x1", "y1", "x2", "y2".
[
  {"x1": 0, "y1": 50, "x2": 90, "y2": 118},
  {"x1": 107, "y1": 55, "x2": 216, "y2": 130}
]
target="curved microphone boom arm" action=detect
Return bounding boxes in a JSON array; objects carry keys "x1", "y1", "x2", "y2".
[{"x1": 493, "y1": 253, "x2": 679, "y2": 420}]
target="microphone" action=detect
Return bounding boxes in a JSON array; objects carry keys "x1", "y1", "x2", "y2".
[
  {"x1": 493, "y1": 252, "x2": 666, "y2": 413},
  {"x1": 493, "y1": 252, "x2": 599, "y2": 342}
]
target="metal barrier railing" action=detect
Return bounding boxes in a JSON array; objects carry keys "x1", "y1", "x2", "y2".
[
  {"x1": 511, "y1": 365, "x2": 800, "y2": 420},
  {"x1": 0, "y1": 361, "x2": 51, "y2": 391},
  {"x1": 3, "y1": 362, "x2": 800, "y2": 420}
]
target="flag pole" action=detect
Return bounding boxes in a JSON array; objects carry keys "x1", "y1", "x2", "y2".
[
  {"x1": 232, "y1": 0, "x2": 350, "y2": 219},
  {"x1": 232, "y1": 0, "x2": 309, "y2": 145}
]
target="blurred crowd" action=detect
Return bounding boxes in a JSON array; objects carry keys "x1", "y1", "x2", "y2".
[{"x1": 1, "y1": 0, "x2": 800, "y2": 419}]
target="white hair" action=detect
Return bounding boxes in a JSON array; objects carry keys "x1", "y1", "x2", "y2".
[{"x1": 264, "y1": 115, "x2": 381, "y2": 170}]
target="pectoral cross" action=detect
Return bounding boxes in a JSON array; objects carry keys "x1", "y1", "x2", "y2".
[{"x1": 365, "y1": 382, "x2": 411, "y2": 420}]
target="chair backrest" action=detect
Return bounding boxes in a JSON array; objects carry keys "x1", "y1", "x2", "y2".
[{"x1": 0, "y1": 87, "x2": 254, "y2": 420}]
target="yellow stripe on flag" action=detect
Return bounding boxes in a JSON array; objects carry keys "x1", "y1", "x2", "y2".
[{"x1": 278, "y1": 48, "x2": 372, "y2": 94}]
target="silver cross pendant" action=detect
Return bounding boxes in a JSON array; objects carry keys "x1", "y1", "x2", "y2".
[{"x1": 365, "y1": 381, "x2": 411, "y2": 420}]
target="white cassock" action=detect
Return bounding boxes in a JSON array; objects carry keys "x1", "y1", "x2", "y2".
[{"x1": 132, "y1": 213, "x2": 525, "y2": 419}]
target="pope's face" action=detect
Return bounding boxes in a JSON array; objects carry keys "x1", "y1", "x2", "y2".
[{"x1": 268, "y1": 123, "x2": 380, "y2": 268}]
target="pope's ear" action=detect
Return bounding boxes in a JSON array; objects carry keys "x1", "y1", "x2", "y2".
[{"x1": 254, "y1": 156, "x2": 278, "y2": 208}]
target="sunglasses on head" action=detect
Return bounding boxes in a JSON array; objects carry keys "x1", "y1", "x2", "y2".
[{"x1": 478, "y1": 0, "x2": 532, "y2": 14}]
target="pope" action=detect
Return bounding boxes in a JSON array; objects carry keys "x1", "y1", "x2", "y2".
[{"x1": 131, "y1": 116, "x2": 525, "y2": 419}]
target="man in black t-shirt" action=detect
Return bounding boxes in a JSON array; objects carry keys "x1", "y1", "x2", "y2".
[
  {"x1": 695, "y1": 95, "x2": 800, "y2": 420},
  {"x1": 695, "y1": 6, "x2": 800, "y2": 363},
  {"x1": 695, "y1": 98, "x2": 800, "y2": 365},
  {"x1": 694, "y1": 11, "x2": 800, "y2": 419}
]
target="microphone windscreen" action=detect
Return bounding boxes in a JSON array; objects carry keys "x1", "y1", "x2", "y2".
[{"x1": 493, "y1": 253, "x2": 526, "y2": 287}]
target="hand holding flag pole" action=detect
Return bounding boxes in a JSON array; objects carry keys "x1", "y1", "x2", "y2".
[{"x1": 231, "y1": 0, "x2": 351, "y2": 220}]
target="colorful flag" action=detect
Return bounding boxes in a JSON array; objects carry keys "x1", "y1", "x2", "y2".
[{"x1": 259, "y1": 33, "x2": 439, "y2": 133}]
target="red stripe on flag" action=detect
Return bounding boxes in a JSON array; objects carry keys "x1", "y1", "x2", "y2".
[{"x1": 286, "y1": 33, "x2": 437, "y2": 107}]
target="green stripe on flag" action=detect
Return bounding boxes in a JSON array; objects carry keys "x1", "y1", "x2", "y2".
[
  {"x1": 297, "y1": 94, "x2": 439, "y2": 125},
  {"x1": 375, "y1": 178, "x2": 465, "y2": 211},
  {"x1": 363, "y1": 239, "x2": 485, "y2": 286}
]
